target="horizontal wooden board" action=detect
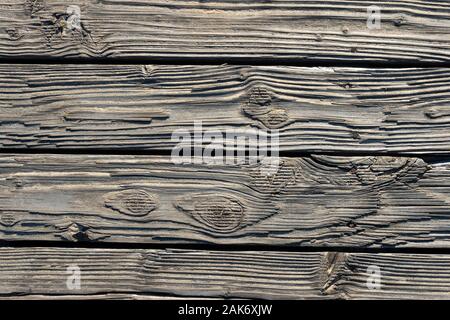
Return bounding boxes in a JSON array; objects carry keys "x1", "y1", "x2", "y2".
[
  {"x1": 2, "y1": 153, "x2": 450, "y2": 248},
  {"x1": 2, "y1": 65, "x2": 450, "y2": 153},
  {"x1": 0, "y1": 0, "x2": 450, "y2": 63},
  {"x1": 0, "y1": 293, "x2": 217, "y2": 300},
  {"x1": 0, "y1": 247, "x2": 449, "y2": 299}
]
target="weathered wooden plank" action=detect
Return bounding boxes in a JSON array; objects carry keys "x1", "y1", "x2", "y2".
[
  {"x1": 0, "y1": 294, "x2": 217, "y2": 300},
  {"x1": 0, "y1": 0, "x2": 450, "y2": 63},
  {"x1": 2, "y1": 153, "x2": 450, "y2": 248},
  {"x1": 0, "y1": 247, "x2": 448, "y2": 299},
  {"x1": 2, "y1": 65, "x2": 450, "y2": 153}
]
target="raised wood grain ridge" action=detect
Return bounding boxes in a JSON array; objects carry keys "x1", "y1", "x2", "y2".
[
  {"x1": 0, "y1": 247, "x2": 449, "y2": 299},
  {"x1": 3, "y1": 153, "x2": 450, "y2": 248},
  {"x1": 0, "y1": 0, "x2": 450, "y2": 63},
  {"x1": 3, "y1": 65, "x2": 450, "y2": 153}
]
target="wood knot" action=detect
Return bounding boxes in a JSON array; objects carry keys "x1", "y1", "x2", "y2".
[
  {"x1": 351, "y1": 131, "x2": 361, "y2": 140},
  {"x1": 52, "y1": 8, "x2": 88, "y2": 37},
  {"x1": 339, "y1": 82, "x2": 353, "y2": 89},
  {"x1": 424, "y1": 108, "x2": 439, "y2": 119},
  {"x1": 0, "y1": 212, "x2": 16, "y2": 227},
  {"x1": 251, "y1": 158, "x2": 301, "y2": 194},
  {"x1": 243, "y1": 87, "x2": 291, "y2": 129},
  {"x1": 394, "y1": 16, "x2": 406, "y2": 27},
  {"x1": 243, "y1": 87, "x2": 272, "y2": 116},
  {"x1": 104, "y1": 189, "x2": 159, "y2": 217},
  {"x1": 248, "y1": 87, "x2": 272, "y2": 107},
  {"x1": 13, "y1": 179, "x2": 23, "y2": 189},
  {"x1": 424, "y1": 107, "x2": 450, "y2": 119},
  {"x1": 175, "y1": 194, "x2": 245, "y2": 233},
  {"x1": 55, "y1": 221, "x2": 107, "y2": 242},
  {"x1": 347, "y1": 221, "x2": 357, "y2": 228},
  {"x1": 58, "y1": 222, "x2": 90, "y2": 242},
  {"x1": 320, "y1": 252, "x2": 348, "y2": 297},
  {"x1": 39, "y1": 6, "x2": 94, "y2": 47},
  {"x1": 350, "y1": 156, "x2": 429, "y2": 186},
  {"x1": 6, "y1": 28, "x2": 24, "y2": 41},
  {"x1": 141, "y1": 65, "x2": 156, "y2": 83},
  {"x1": 25, "y1": 0, "x2": 45, "y2": 17},
  {"x1": 258, "y1": 108, "x2": 290, "y2": 129},
  {"x1": 325, "y1": 252, "x2": 347, "y2": 276}
]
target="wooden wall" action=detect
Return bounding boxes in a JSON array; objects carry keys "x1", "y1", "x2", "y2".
[{"x1": 1, "y1": 0, "x2": 450, "y2": 299}]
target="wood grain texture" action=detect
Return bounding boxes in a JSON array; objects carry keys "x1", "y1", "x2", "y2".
[
  {"x1": 3, "y1": 65, "x2": 450, "y2": 153},
  {"x1": 0, "y1": 247, "x2": 449, "y2": 299},
  {"x1": 2, "y1": 153, "x2": 450, "y2": 248},
  {"x1": 0, "y1": 0, "x2": 450, "y2": 63},
  {"x1": 0, "y1": 294, "x2": 218, "y2": 300}
]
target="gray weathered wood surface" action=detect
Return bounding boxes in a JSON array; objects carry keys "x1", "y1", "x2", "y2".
[
  {"x1": 2, "y1": 65, "x2": 450, "y2": 153},
  {"x1": 0, "y1": 294, "x2": 218, "y2": 301},
  {"x1": 1, "y1": 0, "x2": 450, "y2": 63},
  {"x1": 2, "y1": 0, "x2": 450, "y2": 300},
  {"x1": 2, "y1": 153, "x2": 450, "y2": 248},
  {"x1": 0, "y1": 247, "x2": 449, "y2": 299},
  {"x1": 0, "y1": 294, "x2": 212, "y2": 300}
]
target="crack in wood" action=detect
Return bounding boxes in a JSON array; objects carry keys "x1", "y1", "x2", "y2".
[
  {"x1": 320, "y1": 252, "x2": 349, "y2": 298},
  {"x1": 63, "y1": 108, "x2": 169, "y2": 124}
]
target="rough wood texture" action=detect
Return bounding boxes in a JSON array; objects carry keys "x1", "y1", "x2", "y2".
[
  {"x1": 3, "y1": 65, "x2": 450, "y2": 153},
  {"x1": 0, "y1": 0, "x2": 450, "y2": 63},
  {"x1": 2, "y1": 0, "x2": 450, "y2": 302},
  {"x1": 1, "y1": 294, "x2": 217, "y2": 300},
  {"x1": 0, "y1": 247, "x2": 449, "y2": 299},
  {"x1": 3, "y1": 153, "x2": 450, "y2": 248}
]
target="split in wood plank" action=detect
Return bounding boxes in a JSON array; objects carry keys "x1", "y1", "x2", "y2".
[
  {"x1": 0, "y1": 247, "x2": 449, "y2": 299},
  {"x1": 2, "y1": 154, "x2": 450, "y2": 248},
  {"x1": 3, "y1": 65, "x2": 450, "y2": 153}
]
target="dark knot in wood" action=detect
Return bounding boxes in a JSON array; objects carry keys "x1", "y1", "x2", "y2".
[
  {"x1": 257, "y1": 108, "x2": 290, "y2": 129},
  {"x1": 175, "y1": 194, "x2": 245, "y2": 233},
  {"x1": 0, "y1": 212, "x2": 16, "y2": 227},
  {"x1": 6, "y1": 28, "x2": 24, "y2": 41},
  {"x1": 242, "y1": 86, "x2": 291, "y2": 129},
  {"x1": 104, "y1": 189, "x2": 159, "y2": 217},
  {"x1": 25, "y1": 0, "x2": 45, "y2": 17}
]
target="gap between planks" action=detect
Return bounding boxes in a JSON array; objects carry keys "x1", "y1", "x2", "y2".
[
  {"x1": 4, "y1": 239, "x2": 450, "y2": 255},
  {"x1": 2, "y1": 58, "x2": 450, "y2": 69},
  {"x1": 0, "y1": 148, "x2": 447, "y2": 159}
]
